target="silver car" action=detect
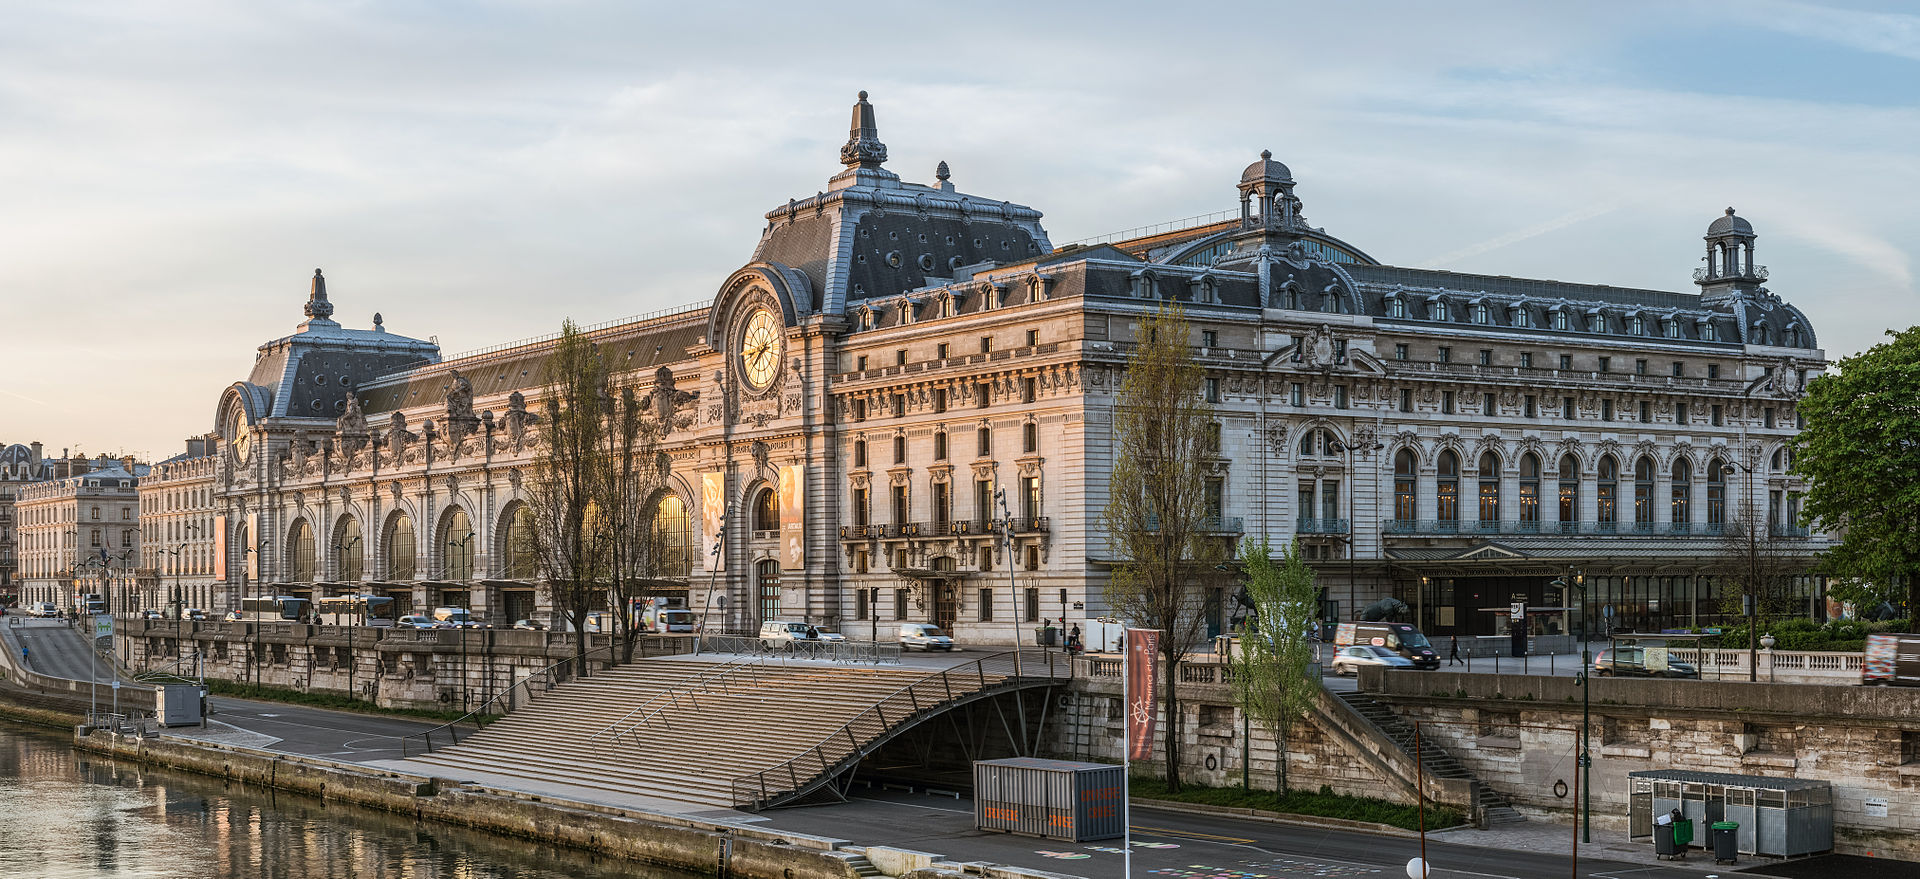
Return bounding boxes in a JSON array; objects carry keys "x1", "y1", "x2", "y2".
[
  {"x1": 1331, "y1": 645, "x2": 1416, "y2": 676},
  {"x1": 898, "y1": 623, "x2": 954, "y2": 652}
]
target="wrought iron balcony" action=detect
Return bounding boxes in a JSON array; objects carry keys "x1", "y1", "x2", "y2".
[
  {"x1": 1770, "y1": 523, "x2": 1811, "y2": 538},
  {"x1": 1383, "y1": 519, "x2": 1731, "y2": 537},
  {"x1": 838, "y1": 525, "x2": 883, "y2": 540},
  {"x1": 1295, "y1": 518, "x2": 1349, "y2": 535},
  {"x1": 1198, "y1": 516, "x2": 1245, "y2": 535},
  {"x1": 1010, "y1": 516, "x2": 1050, "y2": 534}
]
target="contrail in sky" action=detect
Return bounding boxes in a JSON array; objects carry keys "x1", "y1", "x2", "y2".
[{"x1": 1422, "y1": 200, "x2": 1627, "y2": 269}]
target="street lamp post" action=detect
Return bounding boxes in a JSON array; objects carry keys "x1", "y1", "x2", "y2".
[
  {"x1": 1725, "y1": 462, "x2": 1761, "y2": 682},
  {"x1": 1552, "y1": 568, "x2": 1591, "y2": 844},
  {"x1": 448, "y1": 531, "x2": 475, "y2": 708},
  {"x1": 994, "y1": 488, "x2": 1024, "y2": 680},
  {"x1": 1327, "y1": 437, "x2": 1383, "y2": 635}
]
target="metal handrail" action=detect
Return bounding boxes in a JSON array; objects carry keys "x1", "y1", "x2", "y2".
[
  {"x1": 731, "y1": 650, "x2": 1069, "y2": 809},
  {"x1": 590, "y1": 655, "x2": 770, "y2": 744},
  {"x1": 698, "y1": 635, "x2": 902, "y2": 665},
  {"x1": 398, "y1": 643, "x2": 618, "y2": 758}
]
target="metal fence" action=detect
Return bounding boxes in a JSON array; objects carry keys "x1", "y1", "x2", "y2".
[
  {"x1": 731, "y1": 650, "x2": 1070, "y2": 809},
  {"x1": 398, "y1": 645, "x2": 614, "y2": 758},
  {"x1": 696, "y1": 635, "x2": 901, "y2": 665}
]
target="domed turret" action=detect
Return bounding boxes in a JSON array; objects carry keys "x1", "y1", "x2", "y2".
[
  {"x1": 1241, "y1": 149, "x2": 1293, "y2": 185},
  {"x1": 1697, "y1": 207, "x2": 1766, "y2": 289}
]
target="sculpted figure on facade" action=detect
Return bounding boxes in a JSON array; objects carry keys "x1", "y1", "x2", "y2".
[
  {"x1": 337, "y1": 394, "x2": 370, "y2": 465},
  {"x1": 652, "y1": 366, "x2": 698, "y2": 435},
  {"x1": 503, "y1": 391, "x2": 537, "y2": 452},
  {"x1": 387, "y1": 412, "x2": 414, "y2": 466},
  {"x1": 443, "y1": 370, "x2": 480, "y2": 457}
]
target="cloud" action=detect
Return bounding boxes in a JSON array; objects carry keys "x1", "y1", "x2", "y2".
[
  {"x1": 1422, "y1": 201, "x2": 1630, "y2": 268},
  {"x1": 1741, "y1": 1, "x2": 1920, "y2": 62}
]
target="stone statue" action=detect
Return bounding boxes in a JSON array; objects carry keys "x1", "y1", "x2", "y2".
[
  {"x1": 337, "y1": 394, "x2": 370, "y2": 459},
  {"x1": 387, "y1": 412, "x2": 413, "y2": 465},
  {"x1": 445, "y1": 369, "x2": 475, "y2": 421},
  {"x1": 652, "y1": 366, "x2": 698, "y2": 434}
]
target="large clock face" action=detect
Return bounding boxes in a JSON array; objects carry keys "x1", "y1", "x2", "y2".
[
  {"x1": 739, "y1": 308, "x2": 783, "y2": 390},
  {"x1": 232, "y1": 430, "x2": 251, "y2": 464}
]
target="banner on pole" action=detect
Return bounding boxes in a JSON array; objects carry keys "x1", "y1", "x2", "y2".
[{"x1": 1125, "y1": 628, "x2": 1162, "y2": 761}]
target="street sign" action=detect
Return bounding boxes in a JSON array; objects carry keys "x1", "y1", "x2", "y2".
[
  {"x1": 1509, "y1": 601, "x2": 1526, "y2": 623},
  {"x1": 92, "y1": 614, "x2": 113, "y2": 639}
]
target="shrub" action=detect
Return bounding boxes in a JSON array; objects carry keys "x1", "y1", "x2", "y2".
[{"x1": 1129, "y1": 776, "x2": 1464, "y2": 831}]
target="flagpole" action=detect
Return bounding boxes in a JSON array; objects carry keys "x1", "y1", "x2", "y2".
[{"x1": 1121, "y1": 627, "x2": 1131, "y2": 879}]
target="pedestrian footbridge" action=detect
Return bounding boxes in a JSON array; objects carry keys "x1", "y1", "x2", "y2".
[{"x1": 401, "y1": 650, "x2": 1071, "y2": 812}]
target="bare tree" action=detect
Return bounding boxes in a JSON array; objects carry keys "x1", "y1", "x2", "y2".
[
  {"x1": 1233, "y1": 537, "x2": 1320, "y2": 792},
  {"x1": 1713, "y1": 511, "x2": 1808, "y2": 658},
  {"x1": 1102, "y1": 302, "x2": 1224, "y2": 792},
  {"x1": 598, "y1": 384, "x2": 671, "y2": 664},
  {"x1": 526, "y1": 321, "x2": 611, "y2": 674}
]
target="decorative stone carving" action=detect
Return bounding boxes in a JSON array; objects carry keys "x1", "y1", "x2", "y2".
[
  {"x1": 751, "y1": 441, "x2": 770, "y2": 475},
  {"x1": 337, "y1": 394, "x2": 370, "y2": 458},
  {"x1": 652, "y1": 366, "x2": 698, "y2": 435},
  {"x1": 1265, "y1": 423, "x2": 1289, "y2": 457},
  {"x1": 386, "y1": 412, "x2": 414, "y2": 466},
  {"x1": 1300, "y1": 324, "x2": 1338, "y2": 368},
  {"x1": 502, "y1": 391, "x2": 536, "y2": 452}
]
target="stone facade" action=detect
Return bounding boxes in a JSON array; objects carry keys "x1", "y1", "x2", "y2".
[
  {"x1": 16, "y1": 454, "x2": 148, "y2": 610},
  {"x1": 137, "y1": 436, "x2": 220, "y2": 614},
  {"x1": 193, "y1": 92, "x2": 1833, "y2": 646}
]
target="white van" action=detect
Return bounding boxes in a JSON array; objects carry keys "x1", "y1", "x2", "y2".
[
  {"x1": 759, "y1": 620, "x2": 816, "y2": 649},
  {"x1": 432, "y1": 607, "x2": 485, "y2": 629}
]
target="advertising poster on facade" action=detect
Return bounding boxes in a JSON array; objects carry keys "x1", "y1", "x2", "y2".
[
  {"x1": 213, "y1": 513, "x2": 227, "y2": 582},
  {"x1": 246, "y1": 512, "x2": 259, "y2": 581},
  {"x1": 701, "y1": 472, "x2": 725, "y2": 572},
  {"x1": 1125, "y1": 628, "x2": 1162, "y2": 761},
  {"x1": 779, "y1": 464, "x2": 804, "y2": 570}
]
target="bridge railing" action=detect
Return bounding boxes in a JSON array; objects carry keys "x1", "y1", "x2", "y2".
[
  {"x1": 730, "y1": 649, "x2": 1069, "y2": 809},
  {"x1": 697, "y1": 634, "x2": 901, "y2": 665}
]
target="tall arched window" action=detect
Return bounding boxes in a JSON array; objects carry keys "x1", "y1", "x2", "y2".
[
  {"x1": 1596, "y1": 457, "x2": 1619, "y2": 528},
  {"x1": 386, "y1": 514, "x2": 416, "y2": 580},
  {"x1": 1670, "y1": 458, "x2": 1692, "y2": 532},
  {"x1": 444, "y1": 508, "x2": 474, "y2": 580},
  {"x1": 1707, "y1": 457, "x2": 1727, "y2": 531},
  {"x1": 232, "y1": 521, "x2": 251, "y2": 586},
  {"x1": 288, "y1": 519, "x2": 315, "y2": 582},
  {"x1": 1557, "y1": 454, "x2": 1580, "y2": 531},
  {"x1": 502, "y1": 505, "x2": 536, "y2": 579},
  {"x1": 1633, "y1": 456, "x2": 1656, "y2": 530},
  {"x1": 1518, "y1": 453, "x2": 1540, "y2": 529},
  {"x1": 1435, "y1": 450, "x2": 1460, "y2": 528},
  {"x1": 654, "y1": 494, "x2": 691, "y2": 578},
  {"x1": 336, "y1": 516, "x2": 363, "y2": 581},
  {"x1": 1477, "y1": 452, "x2": 1501, "y2": 526},
  {"x1": 1394, "y1": 450, "x2": 1417, "y2": 524},
  {"x1": 753, "y1": 486, "x2": 780, "y2": 532}
]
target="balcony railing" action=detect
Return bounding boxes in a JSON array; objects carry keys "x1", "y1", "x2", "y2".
[
  {"x1": 838, "y1": 525, "x2": 884, "y2": 540},
  {"x1": 1295, "y1": 518, "x2": 1350, "y2": 535},
  {"x1": 1010, "y1": 517, "x2": 1050, "y2": 534},
  {"x1": 1770, "y1": 524, "x2": 1811, "y2": 538},
  {"x1": 1387, "y1": 519, "x2": 1740, "y2": 537}
]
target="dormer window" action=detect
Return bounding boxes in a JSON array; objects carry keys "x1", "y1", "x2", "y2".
[
  {"x1": 1628, "y1": 314, "x2": 1645, "y2": 335},
  {"x1": 1588, "y1": 312, "x2": 1606, "y2": 334},
  {"x1": 1513, "y1": 305, "x2": 1532, "y2": 328},
  {"x1": 1664, "y1": 318, "x2": 1682, "y2": 339},
  {"x1": 1701, "y1": 321, "x2": 1717, "y2": 342},
  {"x1": 1551, "y1": 309, "x2": 1569, "y2": 331},
  {"x1": 1387, "y1": 295, "x2": 1406, "y2": 319},
  {"x1": 1471, "y1": 302, "x2": 1491, "y2": 325},
  {"x1": 1432, "y1": 298, "x2": 1451, "y2": 322}
]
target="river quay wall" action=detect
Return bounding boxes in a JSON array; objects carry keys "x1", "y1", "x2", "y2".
[{"x1": 71, "y1": 727, "x2": 878, "y2": 879}]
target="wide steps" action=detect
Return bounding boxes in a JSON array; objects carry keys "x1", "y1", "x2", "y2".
[
  {"x1": 410, "y1": 658, "x2": 997, "y2": 808},
  {"x1": 1333, "y1": 690, "x2": 1525, "y2": 826}
]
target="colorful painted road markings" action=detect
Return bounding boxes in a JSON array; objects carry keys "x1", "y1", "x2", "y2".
[
  {"x1": 1035, "y1": 850, "x2": 1091, "y2": 860},
  {"x1": 1144, "y1": 855, "x2": 1383, "y2": 878}
]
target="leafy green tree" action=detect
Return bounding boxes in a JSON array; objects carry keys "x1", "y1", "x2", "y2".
[
  {"x1": 1102, "y1": 302, "x2": 1224, "y2": 792},
  {"x1": 1792, "y1": 328, "x2": 1920, "y2": 622},
  {"x1": 1233, "y1": 537, "x2": 1320, "y2": 792}
]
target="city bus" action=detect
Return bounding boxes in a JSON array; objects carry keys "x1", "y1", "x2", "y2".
[
  {"x1": 234, "y1": 595, "x2": 312, "y2": 622},
  {"x1": 314, "y1": 594, "x2": 397, "y2": 628}
]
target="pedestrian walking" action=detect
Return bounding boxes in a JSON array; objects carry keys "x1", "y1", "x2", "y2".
[
  {"x1": 1448, "y1": 636, "x2": 1464, "y2": 666},
  {"x1": 19, "y1": 645, "x2": 27, "y2": 667}
]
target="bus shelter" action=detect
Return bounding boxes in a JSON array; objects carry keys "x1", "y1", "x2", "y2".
[{"x1": 1629, "y1": 769, "x2": 1832, "y2": 857}]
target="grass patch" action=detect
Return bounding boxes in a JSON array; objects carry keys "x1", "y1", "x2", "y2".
[
  {"x1": 1130, "y1": 776, "x2": 1464, "y2": 831},
  {"x1": 204, "y1": 680, "x2": 477, "y2": 724}
]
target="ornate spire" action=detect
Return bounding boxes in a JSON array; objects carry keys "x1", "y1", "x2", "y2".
[
  {"x1": 935, "y1": 160, "x2": 953, "y2": 192},
  {"x1": 304, "y1": 268, "x2": 335, "y2": 321},
  {"x1": 839, "y1": 90, "x2": 888, "y2": 169}
]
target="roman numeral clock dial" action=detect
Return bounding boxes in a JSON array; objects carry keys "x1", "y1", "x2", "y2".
[{"x1": 739, "y1": 308, "x2": 782, "y2": 391}]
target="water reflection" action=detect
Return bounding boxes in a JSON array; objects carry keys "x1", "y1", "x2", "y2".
[{"x1": 0, "y1": 725, "x2": 699, "y2": 878}]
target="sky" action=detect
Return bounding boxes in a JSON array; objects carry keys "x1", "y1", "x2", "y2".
[{"x1": 1, "y1": 0, "x2": 1916, "y2": 460}]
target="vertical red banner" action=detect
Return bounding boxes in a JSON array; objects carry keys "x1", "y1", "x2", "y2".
[{"x1": 1126, "y1": 628, "x2": 1162, "y2": 761}]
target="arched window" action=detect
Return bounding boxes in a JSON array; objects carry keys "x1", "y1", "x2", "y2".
[
  {"x1": 653, "y1": 494, "x2": 691, "y2": 578},
  {"x1": 1514, "y1": 306, "x2": 1532, "y2": 329},
  {"x1": 1299, "y1": 429, "x2": 1317, "y2": 457},
  {"x1": 502, "y1": 505, "x2": 536, "y2": 579},
  {"x1": 386, "y1": 515, "x2": 415, "y2": 580},
  {"x1": 1477, "y1": 452, "x2": 1501, "y2": 526},
  {"x1": 1394, "y1": 450, "x2": 1417, "y2": 523},
  {"x1": 1670, "y1": 458, "x2": 1692, "y2": 531},
  {"x1": 1597, "y1": 456, "x2": 1619, "y2": 528},
  {"x1": 1557, "y1": 454, "x2": 1580, "y2": 530},
  {"x1": 1633, "y1": 456, "x2": 1655, "y2": 529},
  {"x1": 753, "y1": 486, "x2": 780, "y2": 532},
  {"x1": 1707, "y1": 457, "x2": 1727, "y2": 530},
  {"x1": 443, "y1": 508, "x2": 474, "y2": 580},
  {"x1": 853, "y1": 439, "x2": 867, "y2": 468},
  {"x1": 1518, "y1": 453, "x2": 1540, "y2": 528},
  {"x1": 336, "y1": 516, "x2": 364, "y2": 581},
  {"x1": 232, "y1": 521, "x2": 251, "y2": 584},
  {"x1": 1435, "y1": 450, "x2": 1459, "y2": 527},
  {"x1": 288, "y1": 519, "x2": 315, "y2": 582},
  {"x1": 1472, "y1": 303, "x2": 1490, "y2": 325},
  {"x1": 1387, "y1": 296, "x2": 1406, "y2": 319}
]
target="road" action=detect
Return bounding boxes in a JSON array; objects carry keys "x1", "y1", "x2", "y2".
[
  {"x1": 755, "y1": 787, "x2": 1745, "y2": 879},
  {"x1": 0, "y1": 617, "x2": 442, "y2": 762}
]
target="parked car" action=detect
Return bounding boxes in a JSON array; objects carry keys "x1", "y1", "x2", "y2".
[
  {"x1": 140, "y1": 609, "x2": 162, "y2": 620},
  {"x1": 1594, "y1": 646, "x2": 1698, "y2": 678},
  {"x1": 812, "y1": 627, "x2": 847, "y2": 643},
  {"x1": 512, "y1": 618, "x2": 547, "y2": 631},
  {"x1": 759, "y1": 620, "x2": 816, "y2": 649},
  {"x1": 223, "y1": 610, "x2": 244, "y2": 621},
  {"x1": 898, "y1": 623, "x2": 955, "y2": 652},
  {"x1": 396, "y1": 614, "x2": 442, "y2": 629},
  {"x1": 1331, "y1": 645, "x2": 1416, "y2": 676},
  {"x1": 184, "y1": 608, "x2": 208, "y2": 621},
  {"x1": 432, "y1": 607, "x2": 486, "y2": 629}
]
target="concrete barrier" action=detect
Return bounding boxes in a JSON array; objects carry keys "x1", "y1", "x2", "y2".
[{"x1": 1360, "y1": 667, "x2": 1909, "y2": 720}]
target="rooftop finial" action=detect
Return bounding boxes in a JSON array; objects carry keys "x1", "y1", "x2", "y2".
[
  {"x1": 304, "y1": 268, "x2": 335, "y2": 321},
  {"x1": 840, "y1": 90, "x2": 888, "y2": 169},
  {"x1": 373, "y1": 312, "x2": 384, "y2": 331},
  {"x1": 1262, "y1": 149, "x2": 1272, "y2": 160},
  {"x1": 1726, "y1": 206, "x2": 1736, "y2": 216},
  {"x1": 935, "y1": 160, "x2": 953, "y2": 192}
]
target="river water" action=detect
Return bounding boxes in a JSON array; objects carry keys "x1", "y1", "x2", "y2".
[{"x1": 0, "y1": 724, "x2": 697, "y2": 878}]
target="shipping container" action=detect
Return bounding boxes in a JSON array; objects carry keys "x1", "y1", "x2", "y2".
[{"x1": 973, "y1": 757, "x2": 1124, "y2": 842}]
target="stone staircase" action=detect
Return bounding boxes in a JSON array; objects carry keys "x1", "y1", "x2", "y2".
[
  {"x1": 407, "y1": 652, "x2": 1066, "y2": 812},
  {"x1": 1335, "y1": 691, "x2": 1526, "y2": 826}
]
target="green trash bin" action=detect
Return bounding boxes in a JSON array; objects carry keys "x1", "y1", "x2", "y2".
[{"x1": 1710, "y1": 821, "x2": 1739, "y2": 864}]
